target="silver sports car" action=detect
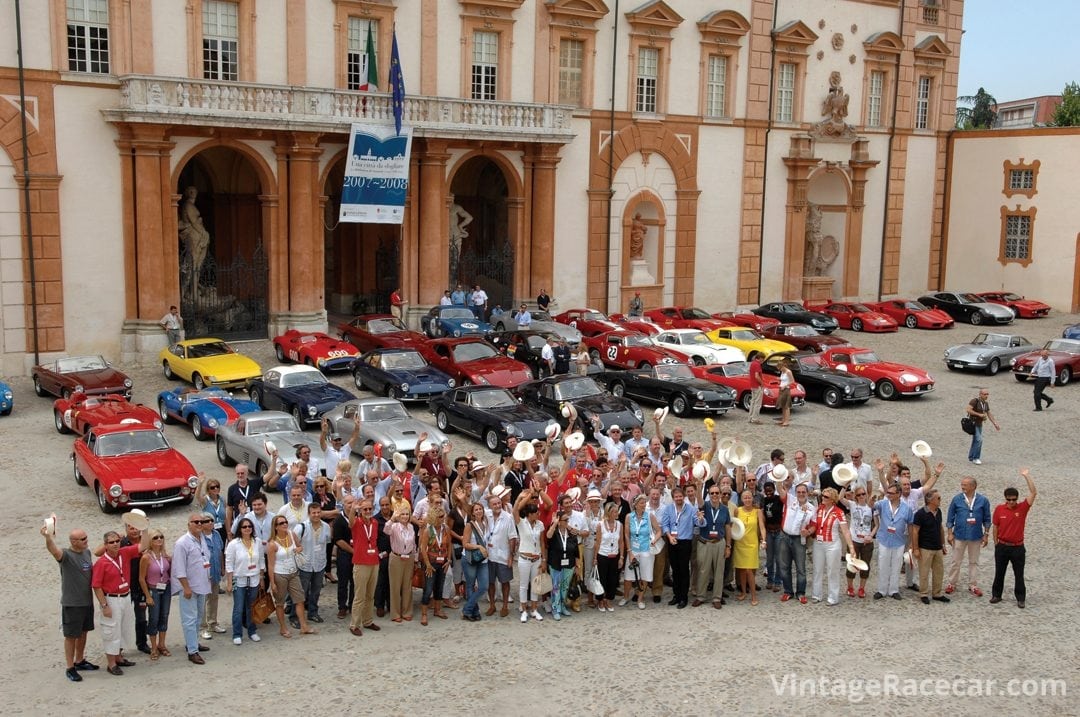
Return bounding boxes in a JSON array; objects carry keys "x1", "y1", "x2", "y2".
[
  {"x1": 323, "y1": 397, "x2": 448, "y2": 462},
  {"x1": 490, "y1": 310, "x2": 582, "y2": 347},
  {"x1": 943, "y1": 333, "x2": 1033, "y2": 375},
  {"x1": 215, "y1": 410, "x2": 322, "y2": 475}
]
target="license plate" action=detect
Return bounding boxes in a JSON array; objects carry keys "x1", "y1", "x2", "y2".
[{"x1": 150, "y1": 502, "x2": 165, "y2": 508}]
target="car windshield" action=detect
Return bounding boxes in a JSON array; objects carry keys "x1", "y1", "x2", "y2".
[
  {"x1": 282, "y1": 370, "x2": 328, "y2": 387},
  {"x1": 729, "y1": 329, "x2": 761, "y2": 342},
  {"x1": 681, "y1": 332, "x2": 711, "y2": 345},
  {"x1": 187, "y1": 342, "x2": 232, "y2": 358},
  {"x1": 1045, "y1": 340, "x2": 1080, "y2": 354},
  {"x1": 903, "y1": 301, "x2": 927, "y2": 310},
  {"x1": 1000, "y1": 293, "x2": 1022, "y2": 301},
  {"x1": 526, "y1": 336, "x2": 549, "y2": 350},
  {"x1": 850, "y1": 304, "x2": 873, "y2": 313},
  {"x1": 531, "y1": 311, "x2": 552, "y2": 321},
  {"x1": 623, "y1": 334, "x2": 651, "y2": 348},
  {"x1": 471, "y1": 389, "x2": 518, "y2": 409},
  {"x1": 440, "y1": 308, "x2": 475, "y2": 320},
  {"x1": 780, "y1": 303, "x2": 804, "y2": 312},
  {"x1": 452, "y1": 343, "x2": 497, "y2": 362},
  {"x1": 850, "y1": 351, "x2": 880, "y2": 365},
  {"x1": 96, "y1": 430, "x2": 169, "y2": 456},
  {"x1": 56, "y1": 355, "x2": 108, "y2": 373},
  {"x1": 246, "y1": 417, "x2": 301, "y2": 435},
  {"x1": 360, "y1": 402, "x2": 410, "y2": 421},
  {"x1": 380, "y1": 351, "x2": 427, "y2": 370},
  {"x1": 958, "y1": 293, "x2": 983, "y2": 304},
  {"x1": 719, "y1": 362, "x2": 749, "y2": 377},
  {"x1": 682, "y1": 308, "x2": 710, "y2": 319},
  {"x1": 972, "y1": 334, "x2": 1007, "y2": 347},
  {"x1": 655, "y1": 364, "x2": 695, "y2": 380},
  {"x1": 582, "y1": 311, "x2": 606, "y2": 321},
  {"x1": 798, "y1": 355, "x2": 827, "y2": 370},
  {"x1": 553, "y1": 378, "x2": 602, "y2": 400},
  {"x1": 367, "y1": 318, "x2": 405, "y2": 334},
  {"x1": 785, "y1": 325, "x2": 817, "y2": 337},
  {"x1": 179, "y1": 389, "x2": 228, "y2": 404}
]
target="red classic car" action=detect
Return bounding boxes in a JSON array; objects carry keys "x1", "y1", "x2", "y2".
[
  {"x1": 644, "y1": 306, "x2": 735, "y2": 332},
  {"x1": 711, "y1": 311, "x2": 781, "y2": 333},
  {"x1": 1012, "y1": 339, "x2": 1080, "y2": 385},
  {"x1": 551, "y1": 308, "x2": 623, "y2": 337},
  {"x1": 339, "y1": 314, "x2": 428, "y2": 353},
  {"x1": 761, "y1": 323, "x2": 851, "y2": 352},
  {"x1": 691, "y1": 362, "x2": 806, "y2": 412},
  {"x1": 582, "y1": 331, "x2": 687, "y2": 370},
  {"x1": 608, "y1": 313, "x2": 662, "y2": 335},
  {"x1": 273, "y1": 330, "x2": 360, "y2": 371},
  {"x1": 33, "y1": 355, "x2": 132, "y2": 399},
  {"x1": 419, "y1": 337, "x2": 533, "y2": 388},
  {"x1": 71, "y1": 423, "x2": 199, "y2": 513},
  {"x1": 977, "y1": 292, "x2": 1051, "y2": 319},
  {"x1": 866, "y1": 299, "x2": 954, "y2": 329},
  {"x1": 54, "y1": 393, "x2": 160, "y2": 436},
  {"x1": 803, "y1": 301, "x2": 898, "y2": 332},
  {"x1": 819, "y1": 347, "x2": 935, "y2": 400}
]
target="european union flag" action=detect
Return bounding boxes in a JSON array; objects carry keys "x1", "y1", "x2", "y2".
[{"x1": 389, "y1": 28, "x2": 405, "y2": 136}]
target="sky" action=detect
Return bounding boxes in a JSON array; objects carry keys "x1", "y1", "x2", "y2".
[{"x1": 957, "y1": 0, "x2": 1078, "y2": 101}]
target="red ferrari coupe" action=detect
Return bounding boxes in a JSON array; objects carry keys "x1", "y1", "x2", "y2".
[
  {"x1": 803, "y1": 301, "x2": 898, "y2": 332},
  {"x1": 420, "y1": 337, "x2": 533, "y2": 388},
  {"x1": 692, "y1": 362, "x2": 806, "y2": 412},
  {"x1": 819, "y1": 347, "x2": 935, "y2": 400},
  {"x1": 273, "y1": 330, "x2": 361, "y2": 371},
  {"x1": 711, "y1": 311, "x2": 780, "y2": 333},
  {"x1": 551, "y1": 308, "x2": 623, "y2": 337},
  {"x1": 761, "y1": 324, "x2": 851, "y2": 352},
  {"x1": 977, "y1": 292, "x2": 1051, "y2": 319},
  {"x1": 54, "y1": 393, "x2": 160, "y2": 436},
  {"x1": 644, "y1": 306, "x2": 735, "y2": 332},
  {"x1": 866, "y1": 299, "x2": 954, "y2": 329},
  {"x1": 339, "y1": 314, "x2": 427, "y2": 353},
  {"x1": 582, "y1": 331, "x2": 687, "y2": 370}
]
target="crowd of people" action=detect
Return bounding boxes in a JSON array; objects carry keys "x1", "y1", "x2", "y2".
[{"x1": 46, "y1": 412, "x2": 1036, "y2": 681}]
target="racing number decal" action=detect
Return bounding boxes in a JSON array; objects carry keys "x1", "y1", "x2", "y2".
[
  {"x1": 327, "y1": 350, "x2": 349, "y2": 358},
  {"x1": 288, "y1": 350, "x2": 299, "y2": 361},
  {"x1": 569, "y1": 320, "x2": 578, "y2": 329},
  {"x1": 606, "y1": 346, "x2": 618, "y2": 361}
]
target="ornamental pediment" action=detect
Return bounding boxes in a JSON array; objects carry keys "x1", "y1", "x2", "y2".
[
  {"x1": 625, "y1": 0, "x2": 684, "y2": 31},
  {"x1": 863, "y1": 31, "x2": 904, "y2": 56},
  {"x1": 772, "y1": 19, "x2": 818, "y2": 47},
  {"x1": 546, "y1": 0, "x2": 609, "y2": 22},
  {"x1": 697, "y1": 10, "x2": 750, "y2": 42},
  {"x1": 913, "y1": 34, "x2": 951, "y2": 58}
]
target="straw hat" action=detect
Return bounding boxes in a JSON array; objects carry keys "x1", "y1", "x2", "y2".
[
  {"x1": 264, "y1": 440, "x2": 277, "y2": 455},
  {"x1": 123, "y1": 509, "x2": 149, "y2": 531},
  {"x1": 730, "y1": 518, "x2": 746, "y2": 541},
  {"x1": 560, "y1": 403, "x2": 573, "y2": 418},
  {"x1": 564, "y1": 432, "x2": 585, "y2": 451},
  {"x1": 769, "y1": 464, "x2": 789, "y2": 482},
  {"x1": 418, "y1": 440, "x2": 433, "y2": 454},
  {"x1": 692, "y1": 460, "x2": 712, "y2": 481},
  {"x1": 667, "y1": 454, "x2": 684, "y2": 478},
  {"x1": 726, "y1": 441, "x2": 753, "y2": 467},
  {"x1": 513, "y1": 441, "x2": 536, "y2": 462},
  {"x1": 545, "y1": 423, "x2": 561, "y2": 441},
  {"x1": 846, "y1": 554, "x2": 869, "y2": 573},
  {"x1": 565, "y1": 487, "x2": 582, "y2": 503},
  {"x1": 392, "y1": 452, "x2": 409, "y2": 473},
  {"x1": 911, "y1": 440, "x2": 932, "y2": 458},
  {"x1": 717, "y1": 436, "x2": 737, "y2": 453},
  {"x1": 586, "y1": 488, "x2": 603, "y2": 502},
  {"x1": 490, "y1": 485, "x2": 511, "y2": 501},
  {"x1": 654, "y1": 406, "x2": 669, "y2": 424},
  {"x1": 469, "y1": 460, "x2": 487, "y2": 473},
  {"x1": 833, "y1": 463, "x2": 858, "y2": 487}
]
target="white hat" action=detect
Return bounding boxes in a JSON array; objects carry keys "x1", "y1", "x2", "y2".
[
  {"x1": 264, "y1": 440, "x2": 277, "y2": 455},
  {"x1": 769, "y1": 464, "x2": 789, "y2": 482},
  {"x1": 565, "y1": 432, "x2": 585, "y2": 451},
  {"x1": 667, "y1": 454, "x2": 684, "y2": 478},
  {"x1": 607, "y1": 424, "x2": 622, "y2": 434},
  {"x1": 470, "y1": 460, "x2": 487, "y2": 473},
  {"x1": 123, "y1": 509, "x2": 149, "y2": 531},
  {"x1": 726, "y1": 441, "x2": 753, "y2": 467},
  {"x1": 911, "y1": 440, "x2": 932, "y2": 458},
  {"x1": 903, "y1": 549, "x2": 914, "y2": 569},
  {"x1": 392, "y1": 452, "x2": 409, "y2": 473},
  {"x1": 692, "y1": 460, "x2": 712, "y2": 481},
  {"x1": 565, "y1": 487, "x2": 582, "y2": 503},
  {"x1": 846, "y1": 555, "x2": 869, "y2": 573},
  {"x1": 513, "y1": 441, "x2": 536, "y2": 462},
  {"x1": 586, "y1": 488, "x2": 603, "y2": 502},
  {"x1": 491, "y1": 485, "x2": 511, "y2": 501},
  {"x1": 653, "y1": 407, "x2": 669, "y2": 424},
  {"x1": 545, "y1": 423, "x2": 561, "y2": 441},
  {"x1": 419, "y1": 440, "x2": 434, "y2": 454},
  {"x1": 833, "y1": 463, "x2": 858, "y2": 487},
  {"x1": 560, "y1": 403, "x2": 573, "y2": 418},
  {"x1": 730, "y1": 519, "x2": 746, "y2": 541},
  {"x1": 717, "y1": 436, "x2": 737, "y2": 453}
]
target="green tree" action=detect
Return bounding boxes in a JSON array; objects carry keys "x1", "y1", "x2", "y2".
[
  {"x1": 1050, "y1": 82, "x2": 1080, "y2": 126},
  {"x1": 954, "y1": 87, "x2": 997, "y2": 129}
]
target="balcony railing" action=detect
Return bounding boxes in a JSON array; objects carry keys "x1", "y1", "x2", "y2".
[{"x1": 104, "y1": 75, "x2": 576, "y2": 141}]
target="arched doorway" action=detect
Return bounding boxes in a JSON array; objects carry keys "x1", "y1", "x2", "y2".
[
  {"x1": 805, "y1": 169, "x2": 850, "y2": 292},
  {"x1": 0, "y1": 147, "x2": 25, "y2": 374},
  {"x1": 449, "y1": 156, "x2": 514, "y2": 313},
  {"x1": 175, "y1": 146, "x2": 268, "y2": 340}
]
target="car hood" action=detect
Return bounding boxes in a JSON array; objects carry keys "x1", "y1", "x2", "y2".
[
  {"x1": 1013, "y1": 350, "x2": 1076, "y2": 365},
  {"x1": 384, "y1": 367, "x2": 452, "y2": 386},
  {"x1": 199, "y1": 397, "x2": 259, "y2": 420},
  {"x1": 484, "y1": 403, "x2": 559, "y2": 426},
  {"x1": 853, "y1": 360, "x2": 930, "y2": 378},
  {"x1": 364, "y1": 419, "x2": 447, "y2": 447},
  {"x1": 98, "y1": 450, "x2": 195, "y2": 485},
  {"x1": 1009, "y1": 299, "x2": 1049, "y2": 310},
  {"x1": 375, "y1": 332, "x2": 426, "y2": 348},
  {"x1": 533, "y1": 321, "x2": 582, "y2": 339},
  {"x1": 70, "y1": 368, "x2": 130, "y2": 392},
  {"x1": 570, "y1": 393, "x2": 637, "y2": 415},
  {"x1": 191, "y1": 355, "x2": 261, "y2": 379},
  {"x1": 970, "y1": 302, "x2": 1015, "y2": 318},
  {"x1": 461, "y1": 357, "x2": 530, "y2": 379},
  {"x1": 797, "y1": 366, "x2": 873, "y2": 386},
  {"x1": 944, "y1": 344, "x2": 1009, "y2": 359},
  {"x1": 283, "y1": 383, "x2": 355, "y2": 403},
  {"x1": 440, "y1": 318, "x2": 490, "y2": 332}
]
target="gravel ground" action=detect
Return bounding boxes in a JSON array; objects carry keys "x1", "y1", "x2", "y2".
[{"x1": 3, "y1": 314, "x2": 1078, "y2": 715}]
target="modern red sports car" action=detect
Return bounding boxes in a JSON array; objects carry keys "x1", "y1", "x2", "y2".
[
  {"x1": 551, "y1": 308, "x2": 624, "y2": 337},
  {"x1": 1011, "y1": 339, "x2": 1080, "y2": 385},
  {"x1": 866, "y1": 300, "x2": 954, "y2": 330},
  {"x1": 53, "y1": 393, "x2": 161, "y2": 436},
  {"x1": 338, "y1": 314, "x2": 428, "y2": 353},
  {"x1": 608, "y1": 313, "x2": 662, "y2": 335},
  {"x1": 710, "y1": 311, "x2": 781, "y2": 333},
  {"x1": 691, "y1": 362, "x2": 806, "y2": 412},
  {"x1": 977, "y1": 292, "x2": 1051, "y2": 319},
  {"x1": 819, "y1": 347, "x2": 935, "y2": 400},
  {"x1": 761, "y1": 323, "x2": 851, "y2": 352},
  {"x1": 644, "y1": 306, "x2": 735, "y2": 332},
  {"x1": 582, "y1": 331, "x2": 687, "y2": 370},
  {"x1": 803, "y1": 301, "x2": 898, "y2": 333},
  {"x1": 419, "y1": 337, "x2": 533, "y2": 388},
  {"x1": 273, "y1": 330, "x2": 360, "y2": 371},
  {"x1": 71, "y1": 422, "x2": 199, "y2": 513}
]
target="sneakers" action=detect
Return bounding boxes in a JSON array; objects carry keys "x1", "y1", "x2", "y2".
[
  {"x1": 780, "y1": 594, "x2": 792, "y2": 602},
  {"x1": 552, "y1": 612, "x2": 561, "y2": 621},
  {"x1": 617, "y1": 598, "x2": 629, "y2": 607},
  {"x1": 520, "y1": 611, "x2": 528, "y2": 623},
  {"x1": 969, "y1": 586, "x2": 984, "y2": 597},
  {"x1": 638, "y1": 601, "x2": 646, "y2": 610},
  {"x1": 945, "y1": 584, "x2": 955, "y2": 594},
  {"x1": 971, "y1": 459, "x2": 982, "y2": 465},
  {"x1": 199, "y1": 630, "x2": 213, "y2": 640},
  {"x1": 799, "y1": 596, "x2": 808, "y2": 605},
  {"x1": 232, "y1": 637, "x2": 242, "y2": 645},
  {"x1": 74, "y1": 660, "x2": 99, "y2": 671},
  {"x1": 857, "y1": 587, "x2": 866, "y2": 598},
  {"x1": 846, "y1": 587, "x2": 855, "y2": 598},
  {"x1": 65, "y1": 667, "x2": 82, "y2": 682},
  {"x1": 873, "y1": 592, "x2": 885, "y2": 600},
  {"x1": 212, "y1": 625, "x2": 227, "y2": 633},
  {"x1": 530, "y1": 610, "x2": 544, "y2": 621},
  {"x1": 249, "y1": 634, "x2": 261, "y2": 642},
  {"x1": 543, "y1": 602, "x2": 552, "y2": 615}
]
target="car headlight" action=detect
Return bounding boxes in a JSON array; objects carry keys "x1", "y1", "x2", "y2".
[
  {"x1": 475, "y1": 375, "x2": 490, "y2": 385},
  {"x1": 123, "y1": 378, "x2": 133, "y2": 388},
  {"x1": 2, "y1": 390, "x2": 11, "y2": 399},
  {"x1": 927, "y1": 374, "x2": 934, "y2": 382},
  {"x1": 453, "y1": 330, "x2": 462, "y2": 337},
  {"x1": 976, "y1": 353, "x2": 987, "y2": 361},
  {"x1": 505, "y1": 423, "x2": 519, "y2": 436},
  {"x1": 317, "y1": 358, "x2": 326, "y2": 368},
  {"x1": 843, "y1": 385, "x2": 852, "y2": 394},
  {"x1": 446, "y1": 378, "x2": 456, "y2": 388},
  {"x1": 899, "y1": 372, "x2": 918, "y2": 385},
  {"x1": 1009, "y1": 358, "x2": 1017, "y2": 366},
  {"x1": 943, "y1": 350, "x2": 951, "y2": 357},
  {"x1": 109, "y1": 484, "x2": 123, "y2": 498},
  {"x1": 208, "y1": 417, "x2": 218, "y2": 428},
  {"x1": 188, "y1": 475, "x2": 200, "y2": 489},
  {"x1": 154, "y1": 419, "x2": 163, "y2": 429},
  {"x1": 308, "y1": 405, "x2": 318, "y2": 417},
  {"x1": 632, "y1": 404, "x2": 643, "y2": 421},
  {"x1": 696, "y1": 391, "x2": 705, "y2": 400},
  {"x1": 869, "y1": 381, "x2": 876, "y2": 391},
  {"x1": 401, "y1": 382, "x2": 410, "y2": 392},
  {"x1": 75, "y1": 385, "x2": 85, "y2": 393}
]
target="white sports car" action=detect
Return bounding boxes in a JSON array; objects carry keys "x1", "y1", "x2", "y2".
[{"x1": 649, "y1": 329, "x2": 746, "y2": 366}]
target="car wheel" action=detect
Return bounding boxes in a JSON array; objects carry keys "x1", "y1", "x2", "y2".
[
  {"x1": 436, "y1": 410, "x2": 452, "y2": 432},
  {"x1": 216, "y1": 437, "x2": 236, "y2": 466},
  {"x1": 158, "y1": 399, "x2": 175, "y2": 424},
  {"x1": 610, "y1": 383, "x2": 625, "y2": 398},
  {"x1": 823, "y1": 387, "x2": 841, "y2": 408},
  {"x1": 1014, "y1": 373, "x2": 1027, "y2": 383},
  {"x1": 191, "y1": 415, "x2": 206, "y2": 441},
  {"x1": 589, "y1": 349, "x2": 602, "y2": 364},
  {"x1": 96, "y1": 483, "x2": 116, "y2": 514},
  {"x1": 851, "y1": 318, "x2": 863, "y2": 332},
  {"x1": 691, "y1": 355, "x2": 705, "y2": 367},
  {"x1": 192, "y1": 373, "x2": 206, "y2": 390},
  {"x1": 275, "y1": 344, "x2": 286, "y2": 362},
  {"x1": 739, "y1": 392, "x2": 752, "y2": 411},
  {"x1": 670, "y1": 394, "x2": 689, "y2": 416},
  {"x1": 249, "y1": 388, "x2": 262, "y2": 405},
  {"x1": 290, "y1": 405, "x2": 304, "y2": 425},
  {"x1": 33, "y1": 376, "x2": 46, "y2": 397},
  {"x1": 54, "y1": 409, "x2": 70, "y2": 434},
  {"x1": 483, "y1": 428, "x2": 501, "y2": 452},
  {"x1": 1057, "y1": 366, "x2": 1072, "y2": 386},
  {"x1": 970, "y1": 311, "x2": 983, "y2": 325},
  {"x1": 73, "y1": 459, "x2": 87, "y2": 486},
  {"x1": 637, "y1": 361, "x2": 651, "y2": 369},
  {"x1": 876, "y1": 380, "x2": 897, "y2": 400},
  {"x1": 162, "y1": 361, "x2": 175, "y2": 380},
  {"x1": 353, "y1": 372, "x2": 365, "y2": 391},
  {"x1": 386, "y1": 385, "x2": 402, "y2": 400},
  {"x1": 905, "y1": 315, "x2": 918, "y2": 329},
  {"x1": 985, "y1": 358, "x2": 1001, "y2": 376}
]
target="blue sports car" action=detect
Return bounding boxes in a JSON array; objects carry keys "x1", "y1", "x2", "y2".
[
  {"x1": 1064, "y1": 324, "x2": 1080, "y2": 340},
  {"x1": 350, "y1": 348, "x2": 455, "y2": 401},
  {"x1": 247, "y1": 365, "x2": 356, "y2": 426},
  {"x1": 157, "y1": 387, "x2": 260, "y2": 441},
  {"x1": 0, "y1": 379, "x2": 12, "y2": 415},
  {"x1": 420, "y1": 306, "x2": 491, "y2": 338}
]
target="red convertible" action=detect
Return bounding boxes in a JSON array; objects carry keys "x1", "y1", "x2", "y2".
[
  {"x1": 711, "y1": 311, "x2": 780, "y2": 333},
  {"x1": 33, "y1": 355, "x2": 132, "y2": 399},
  {"x1": 866, "y1": 299, "x2": 954, "y2": 329},
  {"x1": 339, "y1": 314, "x2": 427, "y2": 353},
  {"x1": 273, "y1": 330, "x2": 360, "y2": 371},
  {"x1": 552, "y1": 308, "x2": 623, "y2": 337},
  {"x1": 608, "y1": 313, "x2": 662, "y2": 335},
  {"x1": 819, "y1": 347, "x2": 935, "y2": 400},
  {"x1": 54, "y1": 393, "x2": 160, "y2": 436},
  {"x1": 977, "y1": 292, "x2": 1051, "y2": 319},
  {"x1": 644, "y1": 306, "x2": 735, "y2": 332},
  {"x1": 761, "y1": 323, "x2": 851, "y2": 352},
  {"x1": 804, "y1": 301, "x2": 898, "y2": 332},
  {"x1": 420, "y1": 337, "x2": 533, "y2": 388},
  {"x1": 583, "y1": 331, "x2": 687, "y2": 370},
  {"x1": 1012, "y1": 339, "x2": 1080, "y2": 385},
  {"x1": 71, "y1": 422, "x2": 199, "y2": 513},
  {"x1": 692, "y1": 362, "x2": 806, "y2": 412}
]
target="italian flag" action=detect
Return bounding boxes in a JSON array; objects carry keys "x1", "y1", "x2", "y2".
[{"x1": 362, "y1": 23, "x2": 378, "y2": 91}]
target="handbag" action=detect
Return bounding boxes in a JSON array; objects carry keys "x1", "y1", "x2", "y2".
[
  {"x1": 960, "y1": 416, "x2": 975, "y2": 435},
  {"x1": 251, "y1": 588, "x2": 274, "y2": 624},
  {"x1": 467, "y1": 520, "x2": 487, "y2": 564},
  {"x1": 531, "y1": 571, "x2": 553, "y2": 596},
  {"x1": 587, "y1": 565, "x2": 605, "y2": 596},
  {"x1": 412, "y1": 561, "x2": 425, "y2": 589}
]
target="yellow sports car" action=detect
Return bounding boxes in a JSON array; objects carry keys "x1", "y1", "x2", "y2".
[
  {"x1": 159, "y1": 338, "x2": 262, "y2": 390},
  {"x1": 704, "y1": 327, "x2": 796, "y2": 361}
]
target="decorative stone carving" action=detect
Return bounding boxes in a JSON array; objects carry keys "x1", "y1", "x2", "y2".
[
  {"x1": 810, "y1": 71, "x2": 856, "y2": 141},
  {"x1": 804, "y1": 203, "x2": 839, "y2": 277},
  {"x1": 179, "y1": 187, "x2": 211, "y2": 285},
  {"x1": 831, "y1": 33, "x2": 844, "y2": 50},
  {"x1": 816, "y1": 50, "x2": 825, "y2": 60},
  {"x1": 629, "y1": 213, "x2": 646, "y2": 259}
]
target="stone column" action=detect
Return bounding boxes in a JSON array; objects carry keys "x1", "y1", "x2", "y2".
[
  {"x1": 782, "y1": 136, "x2": 819, "y2": 301},
  {"x1": 845, "y1": 141, "x2": 879, "y2": 296},
  {"x1": 527, "y1": 144, "x2": 561, "y2": 301},
  {"x1": 417, "y1": 140, "x2": 449, "y2": 306}
]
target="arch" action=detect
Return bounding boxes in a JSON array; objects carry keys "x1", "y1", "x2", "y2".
[
  {"x1": 171, "y1": 138, "x2": 276, "y2": 198},
  {"x1": 622, "y1": 187, "x2": 668, "y2": 298},
  {"x1": 0, "y1": 99, "x2": 51, "y2": 174},
  {"x1": 447, "y1": 149, "x2": 524, "y2": 200},
  {"x1": 806, "y1": 164, "x2": 854, "y2": 200},
  {"x1": 595, "y1": 123, "x2": 696, "y2": 192}
]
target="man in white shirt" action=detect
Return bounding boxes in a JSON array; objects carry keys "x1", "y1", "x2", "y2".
[
  {"x1": 592, "y1": 419, "x2": 626, "y2": 463},
  {"x1": 320, "y1": 416, "x2": 361, "y2": 475},
  {"x1": 485, "y1": 491, "x2": 518, "y2": 617},
  {"x1": 439, "y1": 291, "x2": 453, "y2": 306},
  {"x1": 849, "y1": 448, "x2": 873, "y2": 493},
  {"x1": 356, "y1": 443, "x2": 391, "y2": 481},
  {"x1": 516, "y1": 304, "x2": 533, "y2": 329},
  {"x1": 293, "y1": 503, "x2": 331, "y2": 623},
  {"x1": 470, "y1": 285, "x2": 488, "y2": 320},
  {"x1": 623, "y1": 425, "x2": 649, "y2": 463},
  {"x1": 159, "y1": 305, "x2": 183, "y2": 346},
  {"x1": 540, "y1": 338, "x2": 555, "y2": 378},
  {"x1": 276, "y1": 485, "x2": 311, "y2": 530}
]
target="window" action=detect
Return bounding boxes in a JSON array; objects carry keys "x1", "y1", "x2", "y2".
[
  {"x1": 1009, "y1": 170, "x2": 1033, "y2": 191},
  {"x1": 471, "y1": 31, "x2": 498, "y2": 101},
  {"x1": 558, "y1": 38, "x2": 584, "y2": 106},
  {"x1": 1002, "y1": 159, "x2": 1039, "y2": 198},
  {"x1": 203, "y1": 0, "x2": 239, "y2": 81},
  {"x1": 705, "y1": 55, "x2": 728, "y2": 118},
  {"x1": 776, "y1": 63, "x2": 796, "y2": 122},
  {"x1": 66, "y1": 0, "x2": 110, "y2": 74},
  {"x1": 1003, "y1": 215, "x2": 1031, "y2": 260},
  {"x1": 867, "y1": 70, "x2": 884, "y2": 127},
  {"x1": 915, "y1": 76, "x2": 932, "y2": 129},
  {"x1": 635, "y1": 47, "x2": 659, "y2": 114},
  {"x1": 347, "y1": 17, "x2": 378, "y2": 91}
]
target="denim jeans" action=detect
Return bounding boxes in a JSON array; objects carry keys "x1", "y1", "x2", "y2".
[
  {"x1": 299, "y1": 570, "x2": 324, "y2": 618},
  {"x1": 231, "y1": 584, "x2": 259, "y2": 639},
  {"x1": 422, "y1": 562, "x2": 447, "y2": 605},
  {"x1": 462, "y1": 560, "x2": 489, "y2": 618},
  {"x1": 550, "y1": 567, "x2": 573, "y2": 616},
  {"x1": 765, "y1": 530, "x2": 782, "y2": 586},
  {"x1": 146, "y1": 586, "x2": 172, "y2": 636},
  {"x1": 177, "y1": 592, "x2": 207, "y2": 655},
  {"x1": 779, "y1": 532, "x2": 807, "y2": 597},
  {"x1": 968, "y1": 424, "x2": 983, "y2": 461}
]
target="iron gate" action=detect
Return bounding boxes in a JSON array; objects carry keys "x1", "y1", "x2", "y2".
[
  {"x1": 452, "y1": 241, "x2": 515, "y2": 312},
  {"x1": 180, "y1": 243, "x2": 269, "y2": 340}
]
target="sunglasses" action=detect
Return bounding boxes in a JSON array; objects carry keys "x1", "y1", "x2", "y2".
[{"x1": 105, "y1": 539, "x2": 121, "y2": 544}]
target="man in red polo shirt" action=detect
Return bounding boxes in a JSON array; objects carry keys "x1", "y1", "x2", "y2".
[
  {"x1": 91, "y1": 530, "x2": 148, "y2": 674},
  {"x1": 989, "y1": 468, "x2": 1035, "y2": 608},
  {"x1": 349, "y1": 499, "x2": 382, "y2": 635}
]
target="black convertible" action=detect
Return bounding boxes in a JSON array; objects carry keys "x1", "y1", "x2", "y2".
[
  {"x1": 516, "y1": 375, "x2": 644, "y2": 432},
  {"x1": 752, "y1": 302, "x2": 839, "y2": 334},
  {"x1": 762, "y1": 351, "x2": 872, "y2": 408},
  {"x1": 594, "y1": 363, "x2": 734, "y2": 416},
  {"x1": 429, "y1": 386, "x2": 559, "y2": 453}
]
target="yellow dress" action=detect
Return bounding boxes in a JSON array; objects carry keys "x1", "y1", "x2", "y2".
[{"x1": 732, "y1": 507, "x2": 760, "y2": 570}]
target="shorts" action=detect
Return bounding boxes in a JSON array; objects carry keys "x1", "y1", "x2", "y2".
[
  {"x1": 272, "y1": 572, "x2": 305, "y2": 605},
  {"x1": 778, "y1": 388, "x2": 792, "y2": 411},
  {"x1": 488, "y1": 561, "x2": 513, "y2": 586},
  {"x1": 622, "y1": 551, "x2": 655, "y2": 582},
  {"x1": 61, "y1": 605, "x2": 94, "y2": 638}
]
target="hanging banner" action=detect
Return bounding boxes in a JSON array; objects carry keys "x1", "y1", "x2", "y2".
[{"x1": 339, "y1": 123, "x2": 413, "y2": 224}]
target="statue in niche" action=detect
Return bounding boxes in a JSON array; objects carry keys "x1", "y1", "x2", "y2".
[
  {"x1": 629, "y1": 213, "x2": 647, "y2": 259},
  {"x1": 804, "y1": 203, "x2": 839, "y2": 277},
  {"x1": 448, "y1": 202, "x2": 473, "y2": 273},
  {"x1": 179, "y1": 186, "x2": 211, "y2": 284},
  {"x1": 812, "y1": 71, "x2": 856, "y2": 140}
]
